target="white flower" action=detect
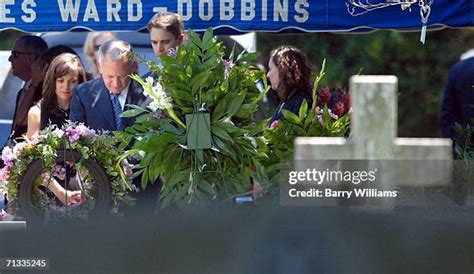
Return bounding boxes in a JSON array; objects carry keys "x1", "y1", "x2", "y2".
[
  {"x1": 12, "y1": 142, "x2": 28, "y2": 157},
  {"x1": 149, "y1": 96, "x2": 172, "y2": 111},
  {"x1": 152, "y1": 82, "x2": 164, "y2": 94},
  {"x1": 145, "y1": 76, "x2": 154, "y2": 85},
  {"x1": 147, "y1": 81, "x2": 173, "y2": 111},
  {"x1": 52, "y1": 128, "x2": 65, "y2": 139}
]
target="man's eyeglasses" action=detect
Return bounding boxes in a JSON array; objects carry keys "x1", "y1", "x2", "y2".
[{"x1": 10, "y1": 51, "x2": 34, "y2": 59}]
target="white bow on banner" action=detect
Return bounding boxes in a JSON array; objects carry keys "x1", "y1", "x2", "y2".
[{"x1": 346, "y1": 0, "x2": 434, "y2": 44}]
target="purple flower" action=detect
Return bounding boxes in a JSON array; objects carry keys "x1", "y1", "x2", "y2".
[
  {"x1": 318, "y1": 115, "x2": 325, "y2": 126},
  {"x1": 223, "y1": 59, "x2": 234, "y2": 76},
  {"x1": 66, "y1": 127, "x2": 81, "y2": 143},
  {"x1": 167, "y1": 47, "x2": 178, "y2": 57},
  {"x1": 52, "y1": 164, "x2": 66, "y2": 181}
]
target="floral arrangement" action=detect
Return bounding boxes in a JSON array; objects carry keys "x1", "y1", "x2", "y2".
[
  {"x1": 120, "y1": 29, "x2": 268, "y2": 208},
  {"x1": 0, "y1": 122, "x2": 132, "y2": 217},
  {"x1": 262, "y1": 60, "x2": 351, "y2": 183}
]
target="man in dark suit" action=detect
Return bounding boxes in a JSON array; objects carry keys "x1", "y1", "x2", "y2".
[
  {"x1": 440, "y1": 56, "x2": 474, "y2": 141},
  {"x1": 70, "y1": 40, "x2": 158, "y2": 214},
  {"x1": 70, "y1": 40, "x2": 150, "y2": 131},
  {"x1": 6, "y1": 35, "x2": 48, "y2": 144}
]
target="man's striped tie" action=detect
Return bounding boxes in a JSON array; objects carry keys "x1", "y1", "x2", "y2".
[{"x1": 111, "y1": 94, "x2": 122, "y2": 130}]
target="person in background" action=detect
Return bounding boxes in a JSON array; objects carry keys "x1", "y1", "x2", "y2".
[
  {"x1": 26, "y1": 53, "x2": 87, "y2": 138},
  {"x1": 440, "y1": 56, "x2": 474, "y2": 143},
  {"x1": 147, "y1": 11, "x2": 185, "y2": 58},
  {"x1": 144, "y1": 11, "x2": 185, "y2": 78},
  {"x1": 83, "y1": 32, "x2": 116, "y2": 78},
  {"x1": 267, "y1": 46, "x2": 313, "y2": 126},
  {"x1": 5, "y1": 35, "x2": 48, "y2": 145}
]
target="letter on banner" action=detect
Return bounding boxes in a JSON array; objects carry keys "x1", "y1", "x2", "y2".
[
  {"x1": 294, "y1": 0, "x2": 308, "y2": 23},
  {"x1": 261, "y1": 0, "x2": 267, "y2": 21},
  {"x1": 274, "y1": 0, "x2": 288, "y2": 22},
  {"x1": 220, "y1": 0, "x2": 234, "y2": 20},
  {"x1": 58, "y1": 0, "x2": 80, "y2": 22},
  {"x1": 128, "y1": 0, "x2": 142, "y2": 21},
  {"x1": 0, "y1": 0, "x2": 14, "y2": 23},
  {"x1": 199, "y1": 0, "x2": 213, "y2": 21},
  {"x1": 84, "y1": 0, "x2": 99, "y2": 22},
  {"x1": 108, "y1": 0, "x2": 121, "y2": 22},
  {"x1": 22, "y1": 0, "x2": 36, "y2": 23},
  {"x1": 178, "y1": 0, "x2": 192, "y2": 20},
  {"x1": 241, "y1": 0, "x2": 255, "y2": 21}
]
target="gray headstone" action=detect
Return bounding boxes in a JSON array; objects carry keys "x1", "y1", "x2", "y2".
[{"x1": 292, "y1": 75, "x2": 452, "y2": 207}]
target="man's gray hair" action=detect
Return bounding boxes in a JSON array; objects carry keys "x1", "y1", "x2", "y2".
[{"x1": 98, "y1": 40, "x2": 136, "y2": 65}]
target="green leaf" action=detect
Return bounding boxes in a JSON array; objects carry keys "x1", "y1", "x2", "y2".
[
  {"x1": 281, "y1": 109, "x2": 302, "y2": 125},
  {"x1": 322, "y1": 105, "x2": 331, "y2": 128},
  {"x1": 237, "y1": 52, "x2": 257, "y2": 63},
  {"x1": 298, "y1": 100, "x2": 308, "y2": 121},
  {"x1": 226, "y1": 92, "x2": 246, "y2": 118},
  {"x1": 188, "y1": 31, "x2": 202, "y2": 49},
  {"x1": 202, "y1": 28, "x2": 214, "y2": 49},
  {"x1": 212, "y1": 96, "x2": 228, "y2": 121},
  {"x1": 170, "y1": 89, "x2": 194, "y2": 102},
  {"x1": 304, "y1": 109, "x2": 316, "y2": 129},
  {"x1": 121, "y1": 108, "x2": 147, "y2": 118},
  {"x1": 212, "y1": 124, "x2": 233, "y2": 142},
  {"x1": 213, "y1": 136, "x2": 233, "y2": 156},
  {"x1": 198, "y1": 180, "x2": 215, "y2": 196},
  {"x1": 156, "y1": 119, "x2": 182, "y2": 135},
  {"x1": 141, "y1": 167, "x2": 149, "y2": 190}
]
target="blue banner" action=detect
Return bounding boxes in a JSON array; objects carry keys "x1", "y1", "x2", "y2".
[{"x1": 0, "y1": 1, "x2": 471, "y2": 33}]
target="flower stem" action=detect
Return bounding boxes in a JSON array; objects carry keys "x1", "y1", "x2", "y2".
[{"x1": 166, "y1": 108, "x2": 186, "y2": 129}]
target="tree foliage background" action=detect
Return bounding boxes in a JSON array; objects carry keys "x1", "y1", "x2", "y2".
[
  {"x1": 257, "y1": 28, "x2": 474, "y2": 137},
  {"x1": 1, "y1": 28, "x2": 473, "y2": 137}
]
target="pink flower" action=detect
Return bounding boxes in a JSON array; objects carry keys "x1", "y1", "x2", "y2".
[
  {"x1": 270, "y1": 120, "x2": 279, "y2": 128},
  {"x1": 76, "y1": 124, "x2": 95, "y2": 137},
  {"x1": 1, "y1": 147, "x2": 16, "y2": 168},
  {"x1": 0, "y1": 209, "x2": 4, "y2": 221},
  {"x1": 0, "y1": 166, "x2": 9, "y2": 183},
  {"x1": 12, "y1": 141, "x2": 28, "y2": 158}
]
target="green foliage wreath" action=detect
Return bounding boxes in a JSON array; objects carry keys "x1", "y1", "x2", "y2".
[{"x1": 120, "y1": 29, "x2": 269, "y2": 208}]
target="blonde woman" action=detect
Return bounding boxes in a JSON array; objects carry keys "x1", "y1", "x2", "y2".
[{"x1": 83, "y1": 32, "x2": 116, "y2": 78}]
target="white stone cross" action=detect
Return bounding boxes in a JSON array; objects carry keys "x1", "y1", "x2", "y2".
[{"x1": 292, "y1": 75, "x2": 452, "y2": 206}]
